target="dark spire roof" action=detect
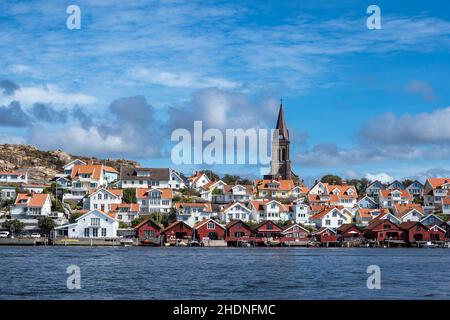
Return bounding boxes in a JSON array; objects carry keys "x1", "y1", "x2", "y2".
[{"x1": 276, "y1": 99, "x2": 289, "y2": 139}]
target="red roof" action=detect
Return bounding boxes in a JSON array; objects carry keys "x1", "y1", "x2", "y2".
[{"x1": 15, "y1": 193, "x2": 50, "y2": 207}]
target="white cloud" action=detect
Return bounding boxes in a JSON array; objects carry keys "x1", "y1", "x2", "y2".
[
  {"x1": 129, "y1": 68, "x2": 241, "y2": 90},
  {"x1": 365, "y1": 173, "x2": 394, "y2": 184}
]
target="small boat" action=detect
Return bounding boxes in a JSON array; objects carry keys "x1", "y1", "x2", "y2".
[
  {"x1": 423, "y1": 241, "x2": 439, "y2": 248},
  {"x1": 190, "y1": 240, "x2": 200, "y2": 247}
]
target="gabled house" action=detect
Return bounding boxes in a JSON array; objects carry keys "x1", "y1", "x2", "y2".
[
  {"x1": 200, "y1": 180, "x2": 227, "y2": 201},
  {"x1": 62, "y1": 159, "x2": 86, "y2": 175},
  {"x1": 250, "y1": 200, "x2": 288, "y2": 223},
  {"x1": 280, "y1": 223, "x2": 310, "y2": 244},
  {"x1": 443, "y1": 197, "x2": 450, "y2": 215},
  {"x1": 169, "y1": 169, "x2": 186, "y2": 190},
  {"x1": 423, "y1": 178, "x2": 450, "y2": 211},
  {"x1": 311, "y1": 227, "x2": 339, "y2": 244},
  {"x1": 253, "y1": 179, "x2": 295, "y2": 199},
  {"x1": 188, "y1": 171, "x2": 210, "y2": 190},
  {"x1": 225, "y1": 220, "x2": 252, "y2": 244},
  {"x1": 337, "y1": 224, "x2": 363, "y2": 240},
  {"x1": 175, "y1": 202, "x2": 213, "y2": 227},
  {"x1": 213, "y1": 184, "x2": 253, "y2": 204},
  {"x1": 291, "y1": 186, "x2": 309, "y2": 200},
  {"x1": 427, "y1": 224, "x2": 446, "y2": 242},
  {"x1": 393, "y1": 204, "x2": 424, "y2": 222},
  {"x1": 87, "y1": 188, "x2": 123, "y2": 213},
  {"x1": 120, "y1": 167, "x2": 171, "y2": 189},
  {"x1": 252, "y1": 220, "x2": 283, "y2": 244},
  {"x1": 365, "y1": 180, "x2": 385, "y2": 197},
  {"x1": 219, "y1": 202, "x2": 252, "y2": 223},
  {"x1": 11, "y1": 193, "x2": 52, "y2": 218},
  {"x1": 136, "y1": 188, "x2": 172, "y2": 214},
  {"x1": 54, "y1": 209, "x2": 118, "y2": 238},
  {"x1": 378, "y1": 189, "x2": 412, "y2": 208},
  {"x1": 65, "y1": 164, "x2": 110, "y2": 200},
  {"x1": 354, "y1": 208, "x2": 389, "y2": 226},
  {"x1": 364, "y1": 219, "x2": 403, "y2": 242},
  {"x1": 406, "y1": 180, "x2": 424, "y2": 199},
  {"x1": 357, "y1": 196, "x2": 378, "y2": 209},
  {"x1": 309, "y1": 206, "x2": 348, "y2": 229},
  {"x1": 420, "y1": 213, "x2": 444, "y2": 227},
  {"x1": 285, "y1": 202, "x2": 311, "y2": 225},
  {"x1": 398, "y1": 222, "x2": 428, "y2": 243},
  {"x1": 134, "y1": 218, "x2": 163, "y2": 241},
  {"x1": 370, "y1": 210, "x2": 402, "y2": 225},
  {"x1": 162, "y1": 220, "x2": 193, "y2": 243},
  {"x1": 194, "y1": 218, "x2": 226, "y2": 241},
  {"x1": 308, "y1": 182, "x2": 357, "y2": 208},
  {"x1": 110, "y1": 203, "x2": 140, "y2": 224},
  {"x1": 386, "y1": 180, "x2": 405, "y2": 190}
]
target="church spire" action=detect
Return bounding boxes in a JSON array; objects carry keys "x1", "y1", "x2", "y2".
[{"x1": 276, "y1": 99, "x2": 289, "y2": 140}]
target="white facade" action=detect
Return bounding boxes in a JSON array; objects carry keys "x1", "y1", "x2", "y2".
[
  {"x1": 310, "y1": 207, "x2": 347, "y2": 229},
  {"x1": 62, "y1": 159, "x2": 86, "y2": 175},
  {"x1": 213, "y1": 185, "x2": 253, "y2": 204},
  {"x1": 399, "y1": 209, "x2": 424, "y2": 222},
  {"x1": 175, "y1": 203, "x2": 212, "y2": 227},
  {"x1": 365, "y1": 181, "x2": 385, "y2": 197},
  {"x1": 10, "y1": 194, "x2": 52, "y2": 218},
  {"x1": 88, "y1": 188, "x2": 122, "y2": 213},
  {"x1": 0, "y1": 172, "x2": 28, "y2": 184},
  {"x1": 250, "y1": 200, "x2": 287, "y2": 223},
  {"x1": 379, "y1": 189, "x2": 411, "y2": 208},
  {"x1": 406, "y1": 181, "x2": 423, "y2": 198},
  {"x1": 189, "y1": 172, "x2": 210, "y2": 190},
  {"x1": 169, "y1": 170, "x2": 186, "y2": 189},
  {"x1": 56, "y1": 210, "x2": 118, "y2": 238},
  {"x1": 219, "y1": 202, "x2": 252, "y2": 223},
  {"x1": 287, "y1": 203, "x2": 311, "y2": 225},
  {"x1": 137, "y1": 188, "x2": 172, "y2": 213},
  {"x1": 0, "y1": 186, "x2": 16, "y2": 200}
]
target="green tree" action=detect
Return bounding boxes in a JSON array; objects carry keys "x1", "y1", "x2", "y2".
[
  {"x1": 118, "y1": 221, "x2": 129, "y2": 229},
  {"x1": 38, "y1": 217, "x2": 56, "y2": 235},
  {"x1": 321, "y1": 174, "x2": 343, "y2": 185},
  {"x1": 69, "y1": 211, "x2": 84, "y2": 223},
  {"x1": 222, "y1": 174, "x2": 251, "y2": 185},
  {"x1": 212, "y1": 188, "x2": 223, "y2": 195},
  {"x1": 167, "y1": 208, "x2": 177, "y2": 226},
  {"x1": 123, "y1": 188, "x2": 137, "y2": 203},
  {"x1": 180, "y1": 188, "x2": 200, "y2": 197},
  {"x1": 200, "y1": 170, "x2": 220, "y2": 181},
  {"x1": 131, "y1": 216, "x2": 146, "y2": 228},
  {"x1": 1, "y1": 219, "x2": 25, "y2": 233},
  {"x1": 401, "y1": 179, "x2": 414, "y2": 188}
]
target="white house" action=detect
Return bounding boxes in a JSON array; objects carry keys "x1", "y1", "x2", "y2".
[
  {"x1": 357, "y1": 196, "x2": 378, "y2": 209},
  {"x1": 250, "y1": 200, "x2": 288, "y2": 223},
  {"x1": 10, "y1": 193, "x2": 52, "y2": 218},
  {"x1": 219, "y1": 202, "x2": 252, "y2": 223},
  {"x1": 64, "y1": 164, "x2": 109, "y2": 200},
  {"x1": 188, "y1": 172, "x2": 210, "y2": 190},
  {"x1": 62, "y1": 159, "x2": 86, "y2": 175},
  {"x1": 55, "y1": 209, "x2": 118, "y2": 238},
  {"x1": 423, "y1": 178, "x2": 450, "y2": 211},
  {"x1": 386, "y1": 180, "x2": 405, "y2": 190},
  {"x1": 87, "y1": 188, "x2": 123, "y2": 213},
  {"x1": 443, "y1": 197, "x2": 450, "y2": 215},
  {"x1": 0, "y1": 171, "x2": 28, "y2": 184},
  {"x1": 286, "y1": 202, "x2": 311, "y2": 225},
  {"x1": 175, "y1": 202, "x2": 213, "y2": 227},
  {"x1": 119, "y1": 167, "x2": 171, "y2": 189},
  {"x1": 109, "y1": 203, "x2": 140, "y2": 224},
  {"x1": 308, "y1": 182, "x2": 357, "y2": 208},
  {"x1": 365, "y1": 180, "x2": 385, "y2": 197},
  {"x1": 406, "y1": 180, "x2": 424, "y2": 199},
  {"x1": 200, "y1": 180, "x2": 227, "y2": 201},
  {"x1": 379, "y1": 189, "x2": 412, "y2": 208},
  {"x1": 0, "y1": 186, "x2": 16, "y2": 200},
  {"x1": 309, "y1": 206, "x2": 348, "y2": 229},
  {"x1": 20, "y1": 184, "x2": 47, "y2": 194},
  {"x1": 213, "y1": 184, "x2": 253, "y2": 204},
  {"x1": 137, "y1": 188, "x2": 173, "y2": 213},
  {"x1": 396, "y1": 208, "x2": 424, "y2": 222},
  {"x1": 169, "y1": 169, "x2": 186, "y2": 189}
]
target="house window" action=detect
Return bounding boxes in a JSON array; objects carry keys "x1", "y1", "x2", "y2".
[
  {"x1": 91, "y1": 218, "x2": 100, "y2": 226},
  {"x1": 267, "y1": 224, "x2": 273, "y2": 230},
  {"x1": 93, "y1": 228, "x2": 98, "y2": 237},
  {"x1": 325, "y1": 220, "x2": 331, "y2": 225},
  {"x1": 98, "y1": 194, "x2": 102, "y2": 200},
  {"x1": 207, "y1": 222, "x2": 215, "y2": 230},
  {"x1": 101, "y1": 228, "x2": 107, "y2": 237},
  {"x1": 84, "y1": 228, "x2": 90, "y2": 237},
  {"x1": 144, "y1": 230, "x2": 154, "y2": 238},
  {"x1": 338, "y1": 219, "x2": 343, "y2": 225}
]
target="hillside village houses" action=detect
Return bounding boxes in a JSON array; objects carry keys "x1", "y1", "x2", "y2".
[{"x1": 1, "y1": 102, "x2": 450, "y2": 246}]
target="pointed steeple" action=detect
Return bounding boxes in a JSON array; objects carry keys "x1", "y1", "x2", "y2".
[{"x1": 276, "y1": 99, "x2": 289, "y2": 140}]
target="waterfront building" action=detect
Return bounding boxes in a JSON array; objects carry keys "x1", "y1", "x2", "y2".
[
  {"x1": 309, "y1": 206, "x2": 348, "y2": 229},
  {"x1": 194, "y1": 218, "x2": 226, "y2": 241},
  {"x1": 225, "y1": 220, "x2": 252, "y2": 245},
  {"x1": 219, "y1": 202, "x2": 252, "y2": 224},
  {"x1": 162, "y1": 220, "x2": 193, "y2": 242},
  {"x1": 337, "y1": 224, "x2": 364, "y2": 240},
  {"x1": 174, "y1": 202, "x2": 213, "y2": 227},
  {"x1": 10, "y1": 193, "x2": 52, "y2": 218},
  {"x1": 54, "y1": 209, "x2": 119, "y2": 238},
  {"x1": 134, "y1": 218, "x2": 163, "y2": 240},
  {"x1": 137, "y1": 188, "x2": 172, "y2": 214},
  {"x1": 280, "y1": 223, "x2": 310, "y2": 244},
  {"x1": 311, "y1": 227, "x2": 339, "y2": 244},
  {"x1": 252, "y1": 220, "x2": 283, "y2": 244},
  {"x1": 363, "y1": 219, "x2": 404, "y2": 242}
]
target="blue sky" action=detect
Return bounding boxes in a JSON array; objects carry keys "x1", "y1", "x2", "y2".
[{"x1": 1, "y1": 0, "x2": 450, "y2": 184}]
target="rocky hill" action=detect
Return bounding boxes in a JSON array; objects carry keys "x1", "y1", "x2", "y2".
[{"x1": 0, "y1": 144, "x2": 141, "y2": 184}]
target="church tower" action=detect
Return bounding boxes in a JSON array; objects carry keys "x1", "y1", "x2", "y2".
[{"x1": 265, "y1": 100, "x2": 299, "y2": 182}]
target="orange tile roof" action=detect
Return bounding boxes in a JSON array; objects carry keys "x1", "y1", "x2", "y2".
[
  {"x1": 110, "y1": 203, "x2": 140, "y2": 212},
  {"x1": 71, "y1": 164, "x2": 104, "y2": 180},
  {"x1": 136, "y1": 188, "x2": 172, "y2": 199},
  {"x1": 379, "y1": 189, "x2": 412, "y2": 199},
  {"x1": 104, "y1": 166, "x2": 119, "y2": 173},
  {"x1": 175, "y1": 202, "x2": 212, "y2": 212},
  {"x1": 443, "y1": 197, "x2": 450, "y2": 205},
  {"x1": 250, "y1": 200, "x2": 288, "y2": 212},
  {"x1": 427, "y1": 178, "x2": 450, "y2": 189},
  {"x1": 310, "y1": 206, "x2": 343, "y2": 220},
  {"x1": 15, "y1": 193, "x2": 49, "y2": 207},
  {"x1": 394, "y1": 203, "x2": 424, "y2": 215},
  {"x1": 253, "y1": 179, "x2": 295, "y2": 191}
]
